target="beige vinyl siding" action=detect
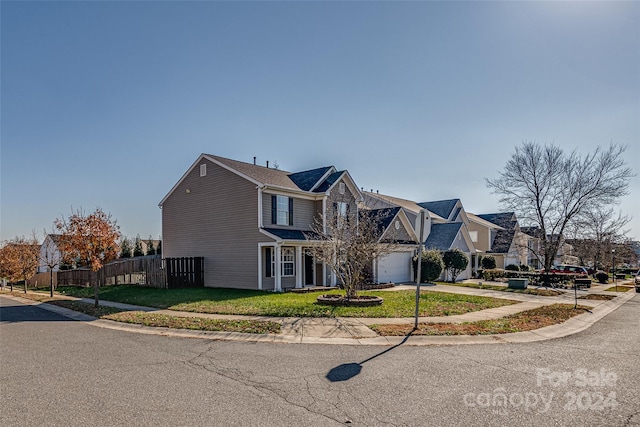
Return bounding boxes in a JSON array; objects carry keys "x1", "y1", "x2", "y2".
[
  {"x1": 467, "y1": 222, "x2": 492, "y2": 252},
  {"x1": 262, "y1": 194, "x2": 317, "y2": 230},
  {"x1": 388, "y1": 223, "x2": 412, "y2": 242},
  {"x1": 162, "y1": 158, "x2": 271, "y2": 289}
]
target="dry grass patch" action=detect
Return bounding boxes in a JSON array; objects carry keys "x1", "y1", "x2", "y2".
[
  {"x1": 104, "y1": 311, "x2": 281, "y2": 334},
  {"x1": 604, "y1": 285, "x2": 633, "y2": 292},
  {"x1": 371, "y1": 304, "x2": 590, "y2": 336},
  {"x1": 578, "y1": 294, "x2": 616, "y2": 301}
]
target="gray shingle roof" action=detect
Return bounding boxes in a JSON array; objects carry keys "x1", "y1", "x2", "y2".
[
  {"x1": 477, "y1": 212, "x2": 517, "y2": 229},
  {"x1": 424, "y1": 222, "x2": 462, "y2": 251},
  {"x1": 288, "y1": 166, "x2": 334, "y2": 191},
  {"x1": 418, "y1": 199, "x2": 459, "y2": 220},
  {"x1": 490, "y1": 229, "x2": 516, "y2": 254},
  {"x1": 314, "y1": 171, "x2": 344, "y2": 193},
  {"x1": 262, "y1": 228, "x2": 322, "y2": 241},
  {"x1": 206, "y1": 154, "x2": 300, "y2": 190}
]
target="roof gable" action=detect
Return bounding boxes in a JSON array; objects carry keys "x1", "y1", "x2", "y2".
[
  {"x1": 288, "y1": 166, "x2": 335, "y2": 191},
  {"x1": 424, "y1": 222, "x2": 463, "y2": 251},
  {"x1": 477, "y1": 212, "x2": 517, "y2": 229},
  {"x1": 418, "y1": 199, "x2": 459, "y2": 220}
]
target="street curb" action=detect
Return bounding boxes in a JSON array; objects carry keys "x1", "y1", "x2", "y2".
[{"x1": 2, "y1": 290, "x2": 636, "y2": 346}]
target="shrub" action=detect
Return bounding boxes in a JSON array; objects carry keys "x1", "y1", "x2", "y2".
[
  {"x1": 443, "y1": 249, "x2": 469, "y2": 282},
  {"x1": 505, "y1": 264, "x2": 519, "y2": 271},
  {"x1": 595, "y1": 271, "x2": 609, "y2": 284},
  {"x1": 482, "y1": 269, "x2": 505, "y2": 282},
  {"x1": 413, "y1": 249, "x2": 444, "y2": 283},
  {"x1": 519, "y1": 264, "x2": 530, "y2": 272},
  {"x1": 481, "y1": 255, "x2": 497, "y2": 270}
]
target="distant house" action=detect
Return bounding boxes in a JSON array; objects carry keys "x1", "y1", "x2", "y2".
[
  {"x1": 160, "y1": 154, "x2": 402, "y2": 291},
  {"x1": 467, "y1": 212, "x2": 529, "y2": 269},
  {"x1": 362, "y1": 194, "x2": 476, "y2": 281},
  {"x1": 520, "y1": 227, "x2": 578, "y2": 268},
  {"x1": 38, "y1": 234, "x2": 63, "y2": 273}
]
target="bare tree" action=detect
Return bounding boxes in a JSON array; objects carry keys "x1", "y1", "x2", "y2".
[
  {"x1": 40, "y1": 231, "x2": 64, "y2": 297},
  {"x1": 487, "y1": 142, "x2": 633, "y2": 271},
  {"x1": 308, "y1": 193, "x2": 399, "y2": 300},
  {"x1": 568, "y1": 207, "x2": 631, "y2": 270}
]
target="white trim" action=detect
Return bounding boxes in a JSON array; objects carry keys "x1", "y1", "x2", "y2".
[
  {"x1": 296, "y1": 247, "x2": 303, "y2": 288},
  {"x1": 257, "y1": 186, "x2": 264, "y2": 228},
  {"x1": 275, "y1": 245, "x2": 282, "y2": 292},
  {"x1": 308, "y1": 166, "x2": 338, "y2": 192}
]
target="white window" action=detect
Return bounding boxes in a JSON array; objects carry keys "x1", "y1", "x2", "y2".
[
  {"x1": 281, "y1": 247, "x2": 295, "y2": 276},
  {"x1": 337, "y1": 201, "x2": 348, "y2": 227},
  {"x1": 199, "y1": 164, "x2": 207, "y2": 177},
  {"x1": 277, "y1": 195, "x2": 289, "y2": 225},
  {"x1": 338, "y1": 182, "x2": 346, "y2": 195},
  {"x1": 469, "y1": 231, "x2": 478, "y2": 242}
]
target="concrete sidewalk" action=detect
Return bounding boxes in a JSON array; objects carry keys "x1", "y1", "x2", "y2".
[{"x1": 2, "y1": 284, "x2": 637, "y2": 346}]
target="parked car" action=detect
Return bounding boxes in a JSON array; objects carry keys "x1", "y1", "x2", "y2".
[
  {"x1": 635, "y1": 270, "x2": 640, "y2": 293},
  {"x1": 542, "y1": 265, "x2": 589, "y2": 275}
]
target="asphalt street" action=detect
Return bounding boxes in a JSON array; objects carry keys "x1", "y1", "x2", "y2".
[{"x1": 1, "y1": 294, "x2": 639, "y2": 426}]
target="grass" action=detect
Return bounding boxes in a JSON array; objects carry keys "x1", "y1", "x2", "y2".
[
  {"x1": 1, "y1": 291, "x2": 280, "y2": 334},
  {"x1": 52, "y1": 285, "x2": 518, "y2": 318},
  {"x1": 440, "y1": 281, "x2": 564, "y2": 296},
  {"x1": 578, "y1": 294, "x2": 616, "y2": 301},
  {"x1": 370, "y1": 304, "x2": 590, "y2": 336},
  {"x1": 604, "y1": 285, "x2": 634, "y2": 292}
]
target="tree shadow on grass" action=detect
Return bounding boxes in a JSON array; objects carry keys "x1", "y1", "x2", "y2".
[{"x1": 326, "y1": 332, "x2": 413, "y2": 382}]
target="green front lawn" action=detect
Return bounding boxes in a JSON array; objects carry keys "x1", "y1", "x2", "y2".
[
  {"x1": 54, "y1": 285, "x2": 518, "y2": 318},
  {"x1": 371, "y1": 304, "x2": 590, "y2": 336}
]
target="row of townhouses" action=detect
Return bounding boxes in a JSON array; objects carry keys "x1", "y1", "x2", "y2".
[{"x1": 158, "y1": 154, "x2": 575, "y2": 291}]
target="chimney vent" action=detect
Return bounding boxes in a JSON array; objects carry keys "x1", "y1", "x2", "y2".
[
  {"x1": 266, "y1": 160, "x2": 269, "y2": 168},
  {"x1": 253, "y1": 156, "x2": 256, "y2": 165}
]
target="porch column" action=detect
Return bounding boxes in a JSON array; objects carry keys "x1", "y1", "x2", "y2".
[
  {"x1": 295, "y1": 246, "x2": 303, "y2": 288},
  {"x1": 275, "y1": 245, "x2": 282, "y2": 292}
]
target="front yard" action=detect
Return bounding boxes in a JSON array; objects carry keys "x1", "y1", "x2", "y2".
[{"x1": 51, "y1": 285, "x2": 518, "y2": 318}]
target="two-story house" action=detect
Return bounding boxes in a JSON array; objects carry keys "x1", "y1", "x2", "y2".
[
  {"x1": 160, "y1": 154, "x2": 415, "y2": 291},
  {"x1": 362, "y1": 193, "x2": 476, "y2": 281},
  {"x1": 467, "y1": 212, "x2": 529, "y2": 269}
]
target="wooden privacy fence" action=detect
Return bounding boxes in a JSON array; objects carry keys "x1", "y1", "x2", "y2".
[
  {"x1": 165, "y1": 257, "x2": 204, "y2": 288},
  {"x1": 27, "y1": 256, "x2": 204, "y2": 289}
]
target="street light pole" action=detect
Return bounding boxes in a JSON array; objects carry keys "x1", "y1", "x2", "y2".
[{"x1": 414, "y1": 210, "x2": 426, "y2": 330}]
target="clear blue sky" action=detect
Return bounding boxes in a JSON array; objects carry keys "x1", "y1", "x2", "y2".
[{"x1": 1, "y1": 1, "x2": 638, "y2": 242}]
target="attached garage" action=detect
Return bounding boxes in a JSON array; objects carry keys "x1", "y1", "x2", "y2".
[{"x1": 376, "y1": 251, "x2": 414, "y2": 284}]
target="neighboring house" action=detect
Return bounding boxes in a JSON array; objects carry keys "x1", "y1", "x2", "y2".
[
  {"x1": 362, "y1": 194, "x2": 476, "y2": 281},
  {"x1": 38, "y1": 234, "x2": 63, "y2": 273},
  {"x1": 521, "y1": 227, "x2": 578, "y2": 268},
  {"x1": 160, "y1": 154, "x2": 368, "y2": 291},
  {"x1": 363, "y1": 206, "x2": 419, "y2": 284},
  {"x1": 469, "y1": 212, "x2": 529, "y2": 269}
]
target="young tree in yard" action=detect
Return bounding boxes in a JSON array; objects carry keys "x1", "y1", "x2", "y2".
[
  {"x1": 40, "y1": 232, "x2": 64, "y2": 297},
  {"x1": 55, "y1": 208, "x2": 120, "y2": 307},
  {"x1": 133, "y1": 235, "x2": 144, "y2": 257},
  {"x1": 308, "y1": 194, "x2": 397, "y2": 300},
  {"x1": 487, "y1": 142, "x2": 633, "y2": 271},
  {"x1": 413, "y1": 249, "x2": 444, "y2": 283},
  {"x1": 0, "y1": 235, "x2": 40, "y2": 293},
  {"x1": 443, "y1": 249, "x2": 469, "y2": 282},
  {"x1": 156, "y1": 238, "x2": 162, "y2": 256}
]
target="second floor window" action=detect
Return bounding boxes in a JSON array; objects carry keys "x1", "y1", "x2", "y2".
[
  {"x1": 272, "y1": 195, "x2": 294, "y2": 226},
  {"x1": 336, "y1": 201, "x2": 348, "y2": 227}
]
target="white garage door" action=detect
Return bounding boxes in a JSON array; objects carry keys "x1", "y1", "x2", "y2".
[{"x1": 377, "y1": 252, "x2": 413, "y2": 284}]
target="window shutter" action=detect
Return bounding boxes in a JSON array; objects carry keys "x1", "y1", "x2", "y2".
[
  {"x1": 288, "y1": 198, "x2": 294, "y2": 226},
  {"x1": 265, "y1": 247, "x2": 272, "y2": 277},
  {"x1": 271, "y1": 195, "x2": 277, "y2": 224}
]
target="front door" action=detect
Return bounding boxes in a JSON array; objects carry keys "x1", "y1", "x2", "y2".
[{"x1": 304, "y1": 253, "x2": 314, "y2": 285}]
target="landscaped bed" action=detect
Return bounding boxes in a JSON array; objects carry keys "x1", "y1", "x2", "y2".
[
  {"x1": 578, "y1": 294, "x2": 616, "y2": 301},
  {"x1": 25, "y1": 286, "x2": 518, "y2": 318},
  {"x1": 370, "y1": 304, "x2": 590, "y2": 336}
]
